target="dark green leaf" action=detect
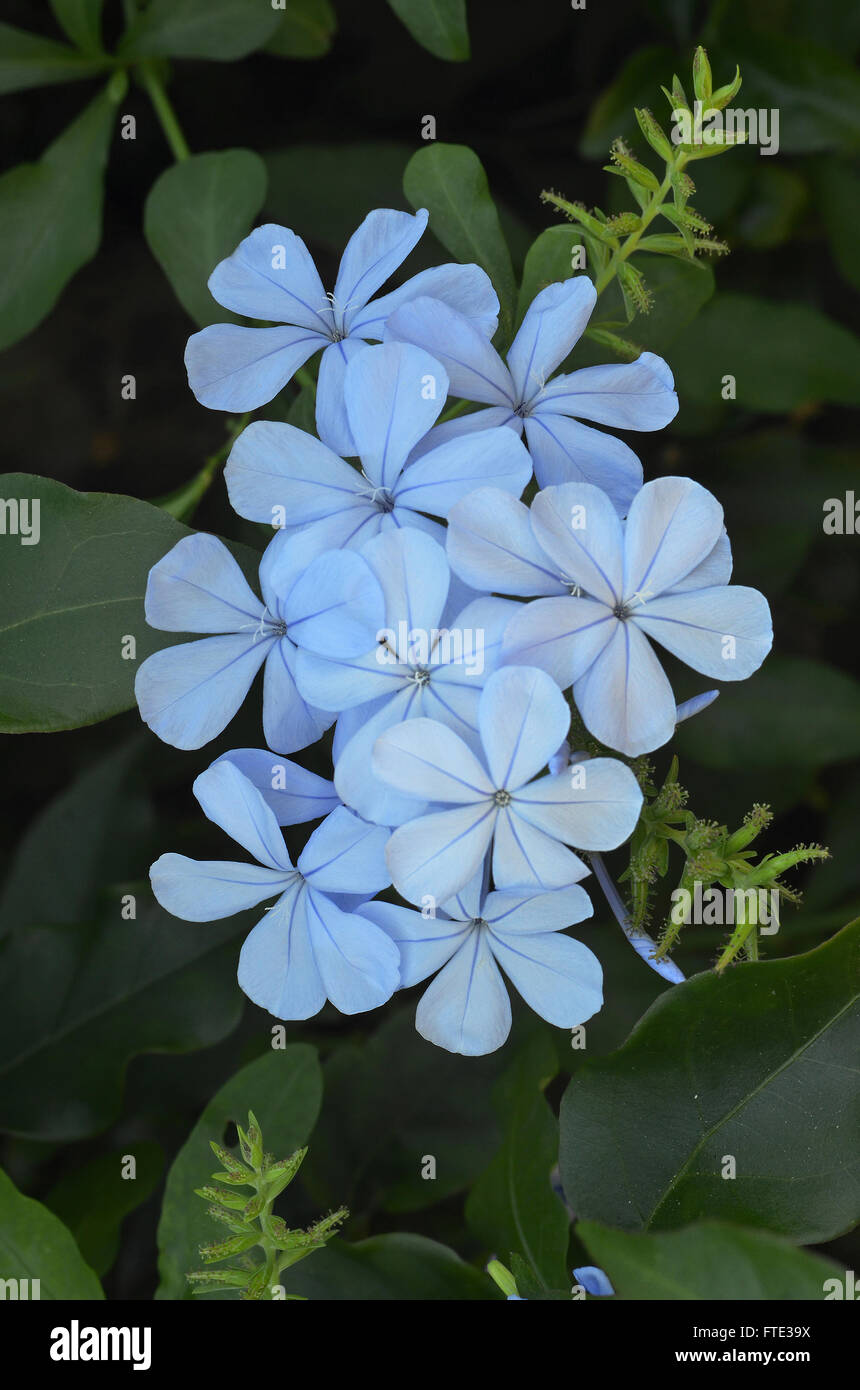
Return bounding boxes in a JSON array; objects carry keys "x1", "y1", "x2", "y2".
[
  {"x1": 577, "y1": 1219, "x2": 848, "y2": 1300},
  {"x1": 144, "y1": 150, "x2": 268, "y2": 327},
  {"x1": 0, "y1": 22, "x2": 108, "y2": 92},
  {"x1": 465, "y1": 1032, "x2": 569, "y2": 1289},
  {"x1": 386, "y1": 0, "x2": 469, "y2": 62},
  {"x1": 156, "y1": 1045, "x2": 322, "y2": 1299},
  {"x1": 403, "y1": 143, "x2": 516, "y2": 340},
  {"x1": 120, "y1": 0, "x2": 283, "y2": 60},
  {"x1": 265, "y1": 142, "x2": 417, "y2": 251},
  {"x1": 283, "y1": 1233, "x2": 495, "y2": 1300},
  {"x1": 816, "y1": 156, "x2": 860, "y2": 292},
  {"x1": 0, "y1": 1169, "x2": 104, "y2": 1299},
  {"x1": 560, "y1": 920, "x2": 860, "y2": 1243},
  {"x1": 0, "y1": 83, "x2": 119, "y2": 350},
  {"x1": 49, "y1": 1, "x2": 105, "y2": 53},
  {"x1": 265, "y1": 0, "x2": 337, "y2": 59},
  {"x1": 44, "y1": 1143, "x2": 164, "y2": 1277},
  {"x1": 0, "y1": 899, "x2": 248, "y2": 1140}
]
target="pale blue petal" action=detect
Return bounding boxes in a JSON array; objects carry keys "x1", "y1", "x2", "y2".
[
  {"x1": 144, "y1": 533, "x2": 264, "y2": 634},
  {"x1": 623, "y1": 476, "x2": 724, "y2": 598},
  {"x1": 447, "y1": 487, "x2": 567, "y2": 596},
  {"x1": 529, "y1": 481, "x2": 625, "y2": 605},
  {"x1": 393, "y1": 426, "x2": 532, "y2": 518},
  {"x1": 334, "y1": 207, "x2": 429, "y2": 331},
  {"x1": 534, "y1": 351, "x2": 678, "y2": 429},
  {"x1": 295, "y1": 647, "x2": 410, "y2": 713},
  {"x1": 373, "y1": 717, "x2": 493, "y2": 803},
  {"x1": 443, "y1": 595, "x2": 522, "y2": 679},
  {"x1": 306, "y1": 888, "x2": 400, "y2": 1013},
  {"x1": 633, "y1": 586, "x2": 773, "y2": 679},
  {"x1": 151, "y1": 852, "x2": 292, "y2": 921},
  {"x1": 489, "y1": 929, "x2": 603, "y2": 1027},
  {"x1": 482, "y1": 885, "x2": 593, "y2": 933},
  {"x1": 406, "y1": 405, "x2": 519, "y2": 464},
  {"x1": 357, "y1": 900, "x2": 470, "y2": 987},
  {"x1": 298, "y1": 805, "x2": 391, "y2": 894},
  {"x1": 573, "y1": 623, "x2": 677, "y2": 756},
  {"x1": 477, "y1": 665, "x2": 569, "y2": 791},
  {"x1": 573, "y1": 1266, "x2": 616, "y2": 1297},
  {"x1": 358, "y1": 261, "x2": 498, "y2": 339},
  {"x1": 207, "y1": 223, "x2": 331, "y2": 330},
  {"x1": 360, "y1": 525, "x2": 450, "y2": 636},
  {"x1": 315, "y1": 337, "x2": 368, "y2": 456},
  {"x1": 262, "y1": 639, "x2": 334, "y2": 754},
  {"x1": 225, "y1": 419, "x2": 366, "y2": 526},
  {"x1": 135, "y1": 634, "x2": 271, "y2": 750},
  {"x1": 415, "y1": 931, "x2": 512, "y2": 1055},
  {"x1": 385, "y1": 802, "x2": 497, "y2": 905},
  {"x1": 185, "y1": 323, "x2": 325, "y2": 411},
  {"x1": 524, "y1": 413, "x2": 642, "y2": 513},
  {"x1": 237, "y1": 883, "x2": 326, "y2": 1020},
  {"x1": 492, "y1": 809, "x2": 590, "y2": 891},
  {"x1": 214, "y1": 749, "x2": 338, "y2": 825},
  {"x1": 343, "y1": 342, "x2": 448, "y2": 490},
  {"x1": 283, "y1": 550, "x2": 386, "y2": 657},
  {"x1": 676, "y1": 690, "x2": 719, "y2": 723},
  {"x1": 512, "y1": 760, "x2": 644, "y2": 851},
  {"x1": 334, "y1": 686, "x2": 428, "y2": 827},
  {"x1": 386, "y1": 295, "x2": 514, "y2": 405},
  {"x1": 668, "y1": 528, "x2": 732, "y2": 593},
  {"x1": 501, "y1": 596, "x2": 615, "y2": 689},
  {"x1": 507, "y1": 278, "x2": 596, "y2": 403},
  {"x1": 443, "y1": 863, "x2": 487, "y2": 921},
  {"x1": 192, "y1": 760, "x2": 293, "y2": 870}
]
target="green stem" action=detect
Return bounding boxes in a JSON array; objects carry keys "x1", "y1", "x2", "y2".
[
  {"x1": 595, "y1": 157, "x2": 684, "y2": 295},
  {"x1": 138, "y1": 59, "x2": 191, "y2": 162}
]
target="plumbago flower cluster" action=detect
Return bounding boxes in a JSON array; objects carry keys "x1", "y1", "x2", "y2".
[{"x1": 136, "y1": 206, "x2": 773, "y2": 1056}]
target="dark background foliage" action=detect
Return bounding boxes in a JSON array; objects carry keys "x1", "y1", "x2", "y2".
[{"x1": 0, "y1": 0, "x2": 857, "y2": 1298}]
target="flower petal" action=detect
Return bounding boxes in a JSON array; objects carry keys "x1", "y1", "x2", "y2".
[
  {"x1": 298, "y1": 805, "x2": 391, "y2": 895},
  {"x1": 415, "y1": 931, "x2": 512, "y2": 1055},
  {"x1": 393, "y1": 426, "x2": 532, "y2": 518},
  {"x1": 573, "y1": 621, "x2": 677, "y2": 756},
  {"x1": 502, "y1": 595, "x2": 615, "y2": 689},
  {"x1": 447, "y1": 487, "x2": 567, "y2": 596},
  {"x1": 306, "y1": 888, "x2": 401, "y2": 1014},
  {"x1": 373, "y1": 717, "x2": 493, "y2": 803},
  {"x1": 358, "y1": 900, "x2": 470, "y2": 987},
  {"x1": 192, "y1": 760, "x2": 293, "y2": 870},
  {"x1": 524, "y1": 413, "x2": 642, "y2": 513},
  {"x1": 534, "y1": 351, "x2": 678, "y2": 430},
  {"x1": 632, "y1": 585, "x2": 773, "y2": 679},
  {"x1": 207, "y1": 223, "x2": 331, "y2": 330},
  {"x1": 385, "y1": 802, "x2": 497, "y2": 905},
  {"x1": 623, "y1": 476, "x2": 724, "y2": 599},
  {"x1": 238, "y1": 883, "x2": 327, "y2": 1020},
  {"x1": 478, "y1": 665, "x2": 569, "y2": 791},
  {"x1": 334, "y1": 686, "x2": 428, "y2": 827},
  {"x1": 492, "y1": 808, "x2": 590, "y2": 891},
  {"x1": 530, "y1": 481, "x2": 624, "y2": 605},
  {"x1": 225, "y1": 419, "x2": 366, "y2": 526},
  {"x1": 342, "y1": 342, "x2": 447, "y2": 491},
  {"x1": 144, "y1": 533, "x2": 264, "y2": 635},
  {"x1": 262, "y1": 639, "x2": 334, "y2": 754},
  {"x1": 185, "y1": 323, "x2": 325, "y2": 411},
  {"x1": 668, "y1": 528, "x2": 733, "y2": 592},
  {"x1": 284, "y1": 550, "x2": 386, "y2": 658},
  {"x1": 507, "y1": 277, "x2": 597, "y2": 402},
  {"x1": 151, "y1": 853, "x2": 292, "y2": 921},
  {"x1": 512, "y1": 760, "x2": 643, "y2": 851},
  {"x1": 353, "y1": 262, "x2": 499, "y2": 340},
  {"x1": 489, "y1": 929, "x2": 603, "y2": 1027},
  {"x1": 483, "y1": 884, "x2": 593, "y2": 933},
  {"x1": 386, "y1": 295, "x2": 514, "y2": 405},
  {"x1": 315, "y1": 336, "x2": 369, "y2": 456},
  {"x1": 134, "y1": 633, "x2": 271, "y2": 750},
  {"x1": 360, "y1": 525, "x2": 450, "y2": 637},
  {"x1": 334, "y1": 207, "x2": 429, "y2": 329},
  {"x1": 213, "y1": 748, "x2": 339, "y2": 825}
]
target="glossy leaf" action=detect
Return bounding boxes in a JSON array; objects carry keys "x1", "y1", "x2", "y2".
[
  {"x1": 386, "y1": 0, "x2": 469, "y2": 62},
  {"x1": 0, "y1": 22, "x2": 107, "y2": 92},
  {"x1": 45, "y1": 1143, "x2": 164, "y2": 1277},
  {"x1": 120, "y1": 0, "x2": 283, "y2": 60},
  {"x1": 0, "y1": 1169, "x2": 104, "y2": 1299},
  {"x1": 265, "y1": 0, "x2": 337, "y2": 59},
  {"x1": 49, "y1": 1, "x2": 105, "y2": 53}
]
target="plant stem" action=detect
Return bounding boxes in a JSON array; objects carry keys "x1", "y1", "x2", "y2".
[
  {"x1": 595, "y1": 159, "x2": 684, "y2": 295},
  {"x1": 139, "y1": 59, "x2": 191, "y2": 162}
]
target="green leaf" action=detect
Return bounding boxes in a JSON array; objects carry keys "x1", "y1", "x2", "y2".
[
  {"x1": 266, "y1": 141, "x2": 417, "y2": 251},
  {"x1": 144, "y1": 150, "x2": 268, "y2": 327},
  {"x1": 671, "y1": 294, "x2": 860, "y2": 411},
  {"x1": 0, "y1": 898, "x2": 248, "y2": 1140},
  {"x1": 465, "y1": 1033, "x2": 569, "y2": 1290},
  {"x1": 44, "y1": 1143, "x2": 164, "y2": 1277},
  {"x1": 516, "y1": 226, "x2": 584, "y2": 328},
  {"x1": 0, "y1": 22, "x2": 108, "y2": 92},
  {"x1": 265, "y1": 0, "x2": 337, "y2": 59},
  {"x1": 403, "y1": 143, "x2": 516, "y2": 340},
  {"x1": 0, "y1": 83, "x2": 119, "y2": 350},
  {"x1": 156, "y1": 1045, "x2": 322, "y2": 1300},
  {"x1": 560, "y1": 920, "x2": 860, "y2": 1243},
  {"x1": 577, "y1": 1219, "x2": 848, "y2": 1300},
  {"x1": 676, "y1": 658, "x2": 860, "y2": 770},
  {"x1": 120, "y1": 0, "x2": 283, "y2": 60},
  {"x1": 386, "y1": 0, "x2": 469, "y2": 61},
  {"x1": 49, "y1": 1, "x2": 105, "y2": 53},
  {"x1": 0, "y1": 1168, "x2": 104, "y2": 1299},
  {"x1": 283, "y1": 1233, "x2": 495, "y2": 1300},
  {"x1": 816, "y1": 156, "x2": 860, "y2": 292}
]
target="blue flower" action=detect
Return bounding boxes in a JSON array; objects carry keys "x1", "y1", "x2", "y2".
[
  {"x1": 385, "y1": 277, "x2": 678, "y2": 512},
  {"x1": 502, "y1": 477, "x2": 773, "y2": 756},
  {"x1": 213, "y1": 748, "x2": 340, "y2": 824},
  {"x1": 295, "y1": 526, "x2": 518, "y2": 826},
  {"x1": 359, "y1": 874, "x2": 599, "y2": 1055},
  {"x1": 184, "y1": 209, "x2": 499, "y2": 454},
  {"x1": 372, "y1": 664, "x2": 643, "y2": 905},
  {"x1": 135, "y1": 527, "x2": 384, "y2": 752},
  {"x1": 150, "y1": 760, "x2": 398, "y2": 1019},
  {"x1": 573, "y1": 1265, "x2": 615, "y2": 1297},
  {"x1": 224, "y1": 341, "x2": 533, "y2": 551}
]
